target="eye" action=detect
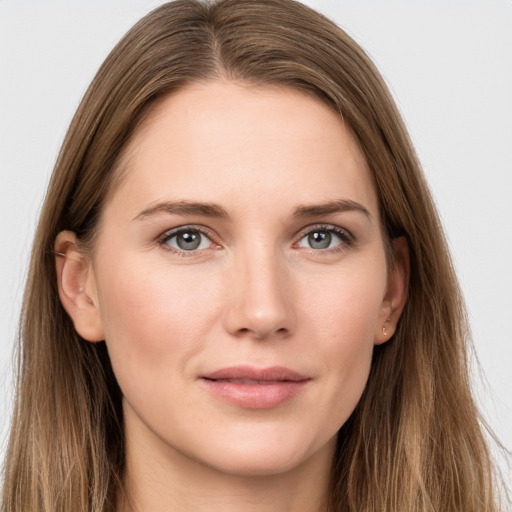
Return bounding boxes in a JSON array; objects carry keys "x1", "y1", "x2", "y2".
[
  {"x1": 161, "y1": 228, "x2": 214, "y2": 252},
  {"x1": 296, "y1": 226, "x2": 352, "y2": 251}
]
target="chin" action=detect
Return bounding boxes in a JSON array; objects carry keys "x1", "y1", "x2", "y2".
[{"x1": 189, "y1": 428, "x2": 337, "y2": 479}]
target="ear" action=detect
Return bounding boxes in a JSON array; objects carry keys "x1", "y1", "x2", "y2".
[
  {"x1": 55, "y1": 230, "x2": 104, "y2": 342},
  {"x1": 374, "y1": 236, "x2": 410, "y2": 345}
]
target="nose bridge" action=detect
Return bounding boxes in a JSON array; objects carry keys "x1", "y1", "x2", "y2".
[{"x1": 223, "y1": 240, "x2": 295, "y2": 339}]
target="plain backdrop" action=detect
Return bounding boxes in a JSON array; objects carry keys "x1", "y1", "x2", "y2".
[{"x1": 1, "y1": 0, "x2": 511, "y2": 482}]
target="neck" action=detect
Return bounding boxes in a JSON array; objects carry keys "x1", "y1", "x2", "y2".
[{"x1": 118, "y1": 430, "x2": 335, "y2": 512}]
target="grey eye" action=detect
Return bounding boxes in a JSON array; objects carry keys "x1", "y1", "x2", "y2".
[
  {"x1": 307, "y1": 231, "x2": 332, "y2": 249},
  {"x1": 165, "y1": 229, "x2": 211, "y2": 251},
  {"x1": 297, "y1": 228, "x2": 348, "y2": 250}
]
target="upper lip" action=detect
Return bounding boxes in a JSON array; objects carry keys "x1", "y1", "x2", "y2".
[{"x1": 201, "y1": 365, "x2": 309, "y2": 382}]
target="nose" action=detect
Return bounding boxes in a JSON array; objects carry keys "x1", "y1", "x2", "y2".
[{"x1": 222, "y1": 246, "x2": 296, "y2": 340}]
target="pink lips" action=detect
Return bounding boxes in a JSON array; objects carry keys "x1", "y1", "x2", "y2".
[{"x1": 201, "y1": 365, "x2": 310, "y2": 409}]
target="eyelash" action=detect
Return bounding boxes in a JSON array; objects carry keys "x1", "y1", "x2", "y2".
[
  {"x1": 294, "y1": 224, "x2": 355, "y2": 254},
  {"x1": 157, "y1": 223, "x2": 355, "y2": 257},
  {"x1": 157, "y1": 225, "x2": 220, "y2": 257}
]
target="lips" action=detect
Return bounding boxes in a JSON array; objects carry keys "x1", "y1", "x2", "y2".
[
  {"x1": 200, "y1": 365, "x2": 310, "y2": 409},
  {"x1": 213, "y1": 379, "x2": 284, "y2": 385}
]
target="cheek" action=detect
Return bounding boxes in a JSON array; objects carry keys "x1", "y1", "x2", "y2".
[
  {"x1": 298, "y1": 257, "x2": 387, "y2": 414},
  {"x1": 319, "y1": 294, "x2": 378, "y2": 389},
  {"x1": 300, "y1": 253, "x2": 386, "y2": 344},
  {"x1": 94, "y1": 255, "x2": 221, "y2": 381}
]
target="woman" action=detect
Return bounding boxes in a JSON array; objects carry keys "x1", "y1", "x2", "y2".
[{"x1": 1, "y1": 0, "x2": 506, "y2": 510}]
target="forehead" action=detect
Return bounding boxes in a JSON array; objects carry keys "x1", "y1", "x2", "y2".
[{"x1": 108, "y1": 80, "x2": 378, "y2": 220}]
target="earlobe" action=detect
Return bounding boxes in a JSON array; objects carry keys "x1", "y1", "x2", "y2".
[
  {"x1": 55, "y1": 231, "x2": 104, "y2": 342},
  {"x1": 374, "y1": 236, "x2": 410, "y2": 345}
]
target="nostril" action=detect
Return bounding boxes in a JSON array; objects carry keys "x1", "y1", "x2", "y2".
[
  {"x1": 223, "y1": 281, "x2": 296, "y2": 339},
  {"x1": 234, "y1": 326, "x2": 289, "y2": 340}
]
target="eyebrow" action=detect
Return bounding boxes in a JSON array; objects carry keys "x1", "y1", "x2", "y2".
[
  {"x1": 133, "y1": 200, "x2": 230, "y2": 220},
  {"x1": 293, "y1": 199, "x2": 372, "y2": 220},
  {"x1": 133, "y1": 198, "x2": 371, "y2": 221}
]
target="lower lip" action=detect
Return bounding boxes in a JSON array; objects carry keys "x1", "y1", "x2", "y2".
[{"x1": 201, "y1": 379, "x2": 309, "y2": 409}]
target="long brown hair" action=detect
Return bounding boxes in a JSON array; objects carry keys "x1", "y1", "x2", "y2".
[{"x1": 2, "y1": 0, "x2": 505, "y2": 510}]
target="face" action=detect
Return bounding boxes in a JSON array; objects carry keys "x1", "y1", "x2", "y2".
[{"x1": 58, "y1": 80, "x2": 407, "y2": 480}]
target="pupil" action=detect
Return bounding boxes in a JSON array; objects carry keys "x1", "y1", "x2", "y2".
[
  {"x1": 177, "y1": 231, "x2": 201, "y2": 250},
  {"x1": 308, "y1": 231, "x2": 331, "y2": 249}
]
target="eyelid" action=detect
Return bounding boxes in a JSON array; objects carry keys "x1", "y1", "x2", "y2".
[
  {"x1": 155, "y1": 222, "x2": 355, "y2": 257},
  {"x1": 157, "y1": 224, "x2": 221, "y2": 255},
  {"x1": 294, "y1": 223, "x2": 355, "y2": 251}
]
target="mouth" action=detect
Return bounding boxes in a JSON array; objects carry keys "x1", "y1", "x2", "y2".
[
  {"x1": 209, "y1": 379, "x2": 290, "y2": 385},
  {"x1": 200, "y1": 365, "x2": 310, "y2": 409}
]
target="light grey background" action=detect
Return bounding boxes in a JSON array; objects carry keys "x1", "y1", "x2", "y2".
[{"x1": 1, "y1": 0, "x2": 511, "y2": 481}]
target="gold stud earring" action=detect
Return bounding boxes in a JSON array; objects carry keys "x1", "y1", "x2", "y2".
[{"x1": 382, "y1": 317, "x2": 392, "y2": 337}]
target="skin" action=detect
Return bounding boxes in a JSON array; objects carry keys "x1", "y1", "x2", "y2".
[{"x1": 56, "y1": 80, "x2": 408, "y2": 512}]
